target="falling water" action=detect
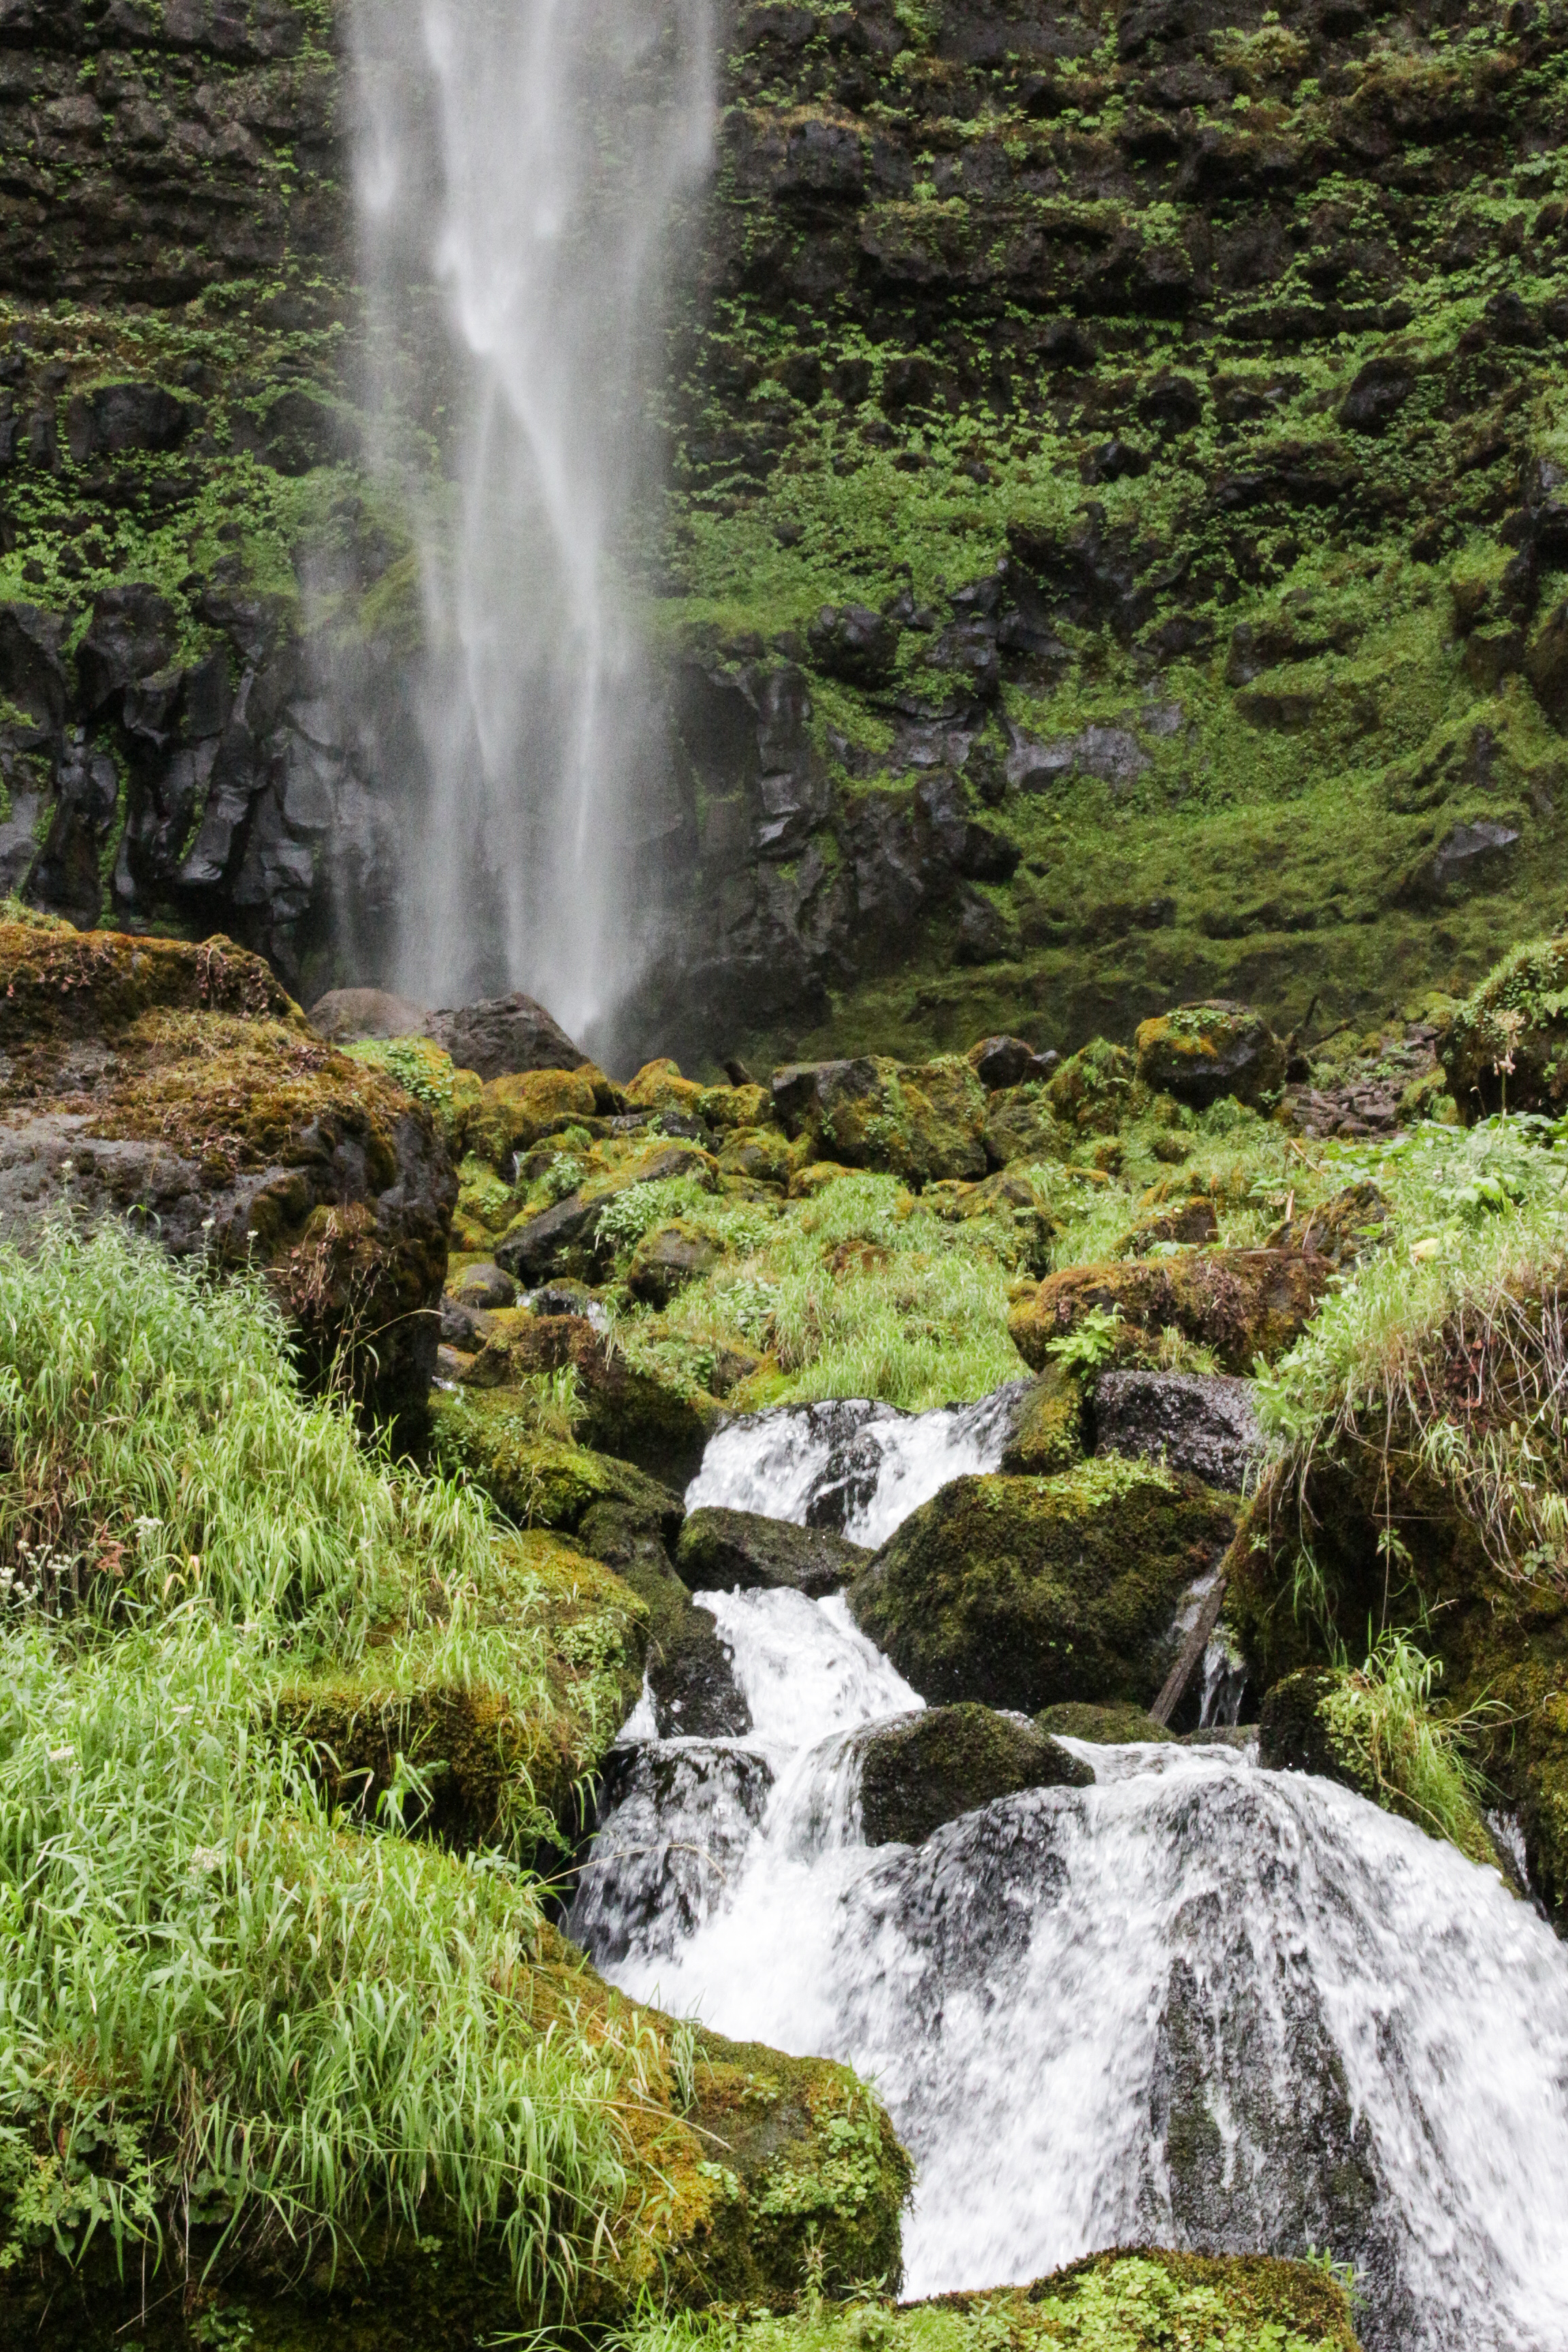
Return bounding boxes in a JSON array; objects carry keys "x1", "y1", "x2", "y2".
[{"x1": 353, "y1": 0, "x2": 715, "y2": 1043}]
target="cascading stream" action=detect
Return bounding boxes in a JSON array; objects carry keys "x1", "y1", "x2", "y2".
[
  {"x1": 352, "y1": 0, "x2": 715, "y2": 1042},
  {"x1": 573, "y1": 1404, "x2": 1568, "y2": 2352}
]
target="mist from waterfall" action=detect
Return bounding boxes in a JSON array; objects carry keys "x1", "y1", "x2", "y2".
[{"x1": 351, "y1": 0, "x2": 715, "y2": 1048}]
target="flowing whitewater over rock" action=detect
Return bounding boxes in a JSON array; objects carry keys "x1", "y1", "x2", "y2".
[
  {"x1": 685, "y1": 1388, "x2": 1026, "y2": 1549},
  {"x1": 574, "y1": 1429, "x2": 1568, "y2": 2352},
  {"x1": 353, "y1": 0, "x2": 715, "y2": 1039}
]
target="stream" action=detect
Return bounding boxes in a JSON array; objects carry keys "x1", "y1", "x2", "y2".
[{"x1": 573, "y1": 1398, "x2": 1568, "y2": 2352}]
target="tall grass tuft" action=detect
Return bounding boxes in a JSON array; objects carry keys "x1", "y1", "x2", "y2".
[
  {"x1": 0, "y1": 1224, "x2": 643, "y2": 2304},
  {"x1": 1318, "y1": 1633, "x2": 1496, "y2": 1865}
]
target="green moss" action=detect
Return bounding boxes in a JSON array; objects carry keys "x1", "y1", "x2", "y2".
[
  {"x1": 857, "y1": 1701, "x2": 1092, "y2": 1846},
  {"x1": 1036, "y1": 1701, "x2": 1178, "y2": 1745},
  {"x1": 429, "y1": 1388, "x2": 684, "y2": 1537},
  {"x1": 848, "y1": 1461, "x2": 1237, "y2": 1714}
]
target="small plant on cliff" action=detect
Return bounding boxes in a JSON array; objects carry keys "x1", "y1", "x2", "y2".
[{"x1": 1318, "y1": 1632, "x2": 1495, "y2": 1865}]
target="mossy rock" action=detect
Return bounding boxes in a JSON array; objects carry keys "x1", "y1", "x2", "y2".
[
  {"x1": 848, "y1": 1462, "x2": 1237, "y2": 1714},
  {"x1": 719, "y1": 1123, "x2": 795, "y2": 1186},
  {"x1": 1009, "y1": 1249, "x2": 1333, "y2": 1376},
  {"x1": 856, "y1": 1702, "x2": 1092, "y2": 1846},
  {"x1": 678, "y1": 1505, "x2": 870, "y2": 1599},
  {"x1": 1258, "y1": 1667, "x2": 1375, "y2": 1795},
  {"x1": 466, "y1": 1065, "x2": 600, "y2": 1168},
  {"x1": 430, "y1": 1388, "x2": 685, "y2": 1537},
  {"x1": 0, "y1": 921, "x2": 455, "y2": 1421},
  {"x1": 0, "y1": 1943, "x2": 911, "y2": 2345},
  {"x1": 1036, "y1": 1700, "x2": 1178, "y2": 1745},
  {"x1": 274, "y1": 1531, "x2": 649, "y2": 1862},
  {"x1": 462, "y1": 1310, "x2": 717, "y2": 1487},
  {"x1": 1134, "y1": 1000, "x2": 1286, "y2": 1110},
  {"x1": 983, "y1": 1081, "x2": 1068, "y2": 1167},
  {"x1": 1439, "y1": 932, "x2": 1568, "y2": 1118},
  {"x1": 772, "y1": 1054, "x2": 985, "y2": 1186},
  {"x1": 342, "y1": 1034, "x2": 483, "y2": 1152},
  {"x1": 1045, "y1": 1039, "x2": 1137, "y2": 1135},
  {"x1": 627, "y1": 1218, "x2": 721, "y2": 1308},
  {"x1": 625, "y1": 1057, "x2": 709, "y2": 1117},
  {"x1": 698, "y1": 1081, "x2": 774, "y2": 1132},
  {"x1": 998, "y1": 1363, "x2": 1085, "y2": 1476}
]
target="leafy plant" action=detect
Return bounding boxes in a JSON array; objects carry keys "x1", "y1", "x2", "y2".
[
  {"x1": 1045, "y1": 1305, "x2": 1125, "y2": 1377},
  {"x1": 1318, "y1": 1631, "x2": 1495, "y2": 1863}
]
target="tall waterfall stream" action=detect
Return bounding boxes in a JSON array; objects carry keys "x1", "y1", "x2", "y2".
[
  {"x1": 574, "y1": 1403, "x2": 1568, "y2": 2352},
  {"x1": 353, "y1": 0, "x2": 715, "y2": 1039}
]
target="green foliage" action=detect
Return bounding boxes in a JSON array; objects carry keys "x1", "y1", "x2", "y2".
[
  {"x1": 1045, "y1": 1305, "x2": 1124, "y2": 1377},
  {"x1": 1318, "y1": 1631, "x2": 1494, "y2": 1864},
  {"x1": 0, "y1": 1224, "x2": 643, "y2": 2304}
]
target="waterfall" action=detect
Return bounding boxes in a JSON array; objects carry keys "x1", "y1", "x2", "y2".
[
  {"x1": 575, "y1": 1568, "x2": 1568, "y2": 2351},
  {"x1": 351, "y1": 0, "x2": 715, "y2": 1044}
]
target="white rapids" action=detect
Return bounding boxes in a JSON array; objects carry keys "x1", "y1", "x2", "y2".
[{"x1": 572, "y1": 1416, "x2": 1568, "y2": 2352}]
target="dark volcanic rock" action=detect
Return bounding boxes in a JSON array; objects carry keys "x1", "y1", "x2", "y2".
[
  {"x1": 677, "y1": 1506, "x2": 872, "y2": 1599},
  {"x1": 1093, "y1": 1371, "x2": 1262, "y2": 1492},
  {"x1": 309, "y1": 987, "x2": 429, "y2": 1043},
  {"x1": 425, "y1": 992, "x2": 587, "y2": 1080},
  {"x1": 648, "y1": 1601, "x2": 753, "y2": 1738}
]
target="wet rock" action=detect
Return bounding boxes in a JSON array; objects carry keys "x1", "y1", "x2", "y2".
[
  {"x1": 966, "y1": 1034, "x2": 1058, "y2": 1091},
  {"x1": 424, "y1": 990, "x2": 586, "y2": 1081},
  {"x1": 627, "y1": 1219, "x2": 721, "y2": 1308},
  {"x1": 1134, "y1": 1000, "x2": 1286, "y2": 1109},
  {"x1": 806, "y1": 601, "x2": 899, "y2": 685},
  {"x1": 308, "y1": 986, "x2": 429, "y2": 1043},
  {"x1": 75, "y1": 584, "x2": 179, "y2": 714},
  {"x1": 0, "y1": 920, "x2": 455, "y2": 1421},
  {"x1": 1036, "y1": 1699, "x2": 1177, "y2": 1744},
  {"x1": 1093, "y1": 1371, "x2": 1262, "y2": 1491},
  {"x1": 65, "y1": 381, "x2": 196, "y2": 461},
  {"x1": 448, "y1": 1260, "x2": 519, "y2": 1311},
  {"x1": 855, "y1": 1703, "x2": 1092, "y2": 1846},
  {"x1": 649, "y1": 1600, "x2": 753, "y2": 1737},
  {"x1": 848, "y1": 1462, "x2": 1238, "y2": 1713},
  {"x1": 494, "y1": 1190, "x2": 604, "y2": 1284},
  {"x1": 581, "y1": 1740, "x2": 774, "y2": 1957},
  {"x1": 677, "y1": 1505, "x2": 871, "y2": 1599}
]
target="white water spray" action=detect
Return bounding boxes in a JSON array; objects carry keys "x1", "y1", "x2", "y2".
[
  {"x1": 575, "y1": 1417, "x2": 1568, "y2": 2350},
  {"x1": 353, "y1": 0, "x2": 715, "y2": 1041}
]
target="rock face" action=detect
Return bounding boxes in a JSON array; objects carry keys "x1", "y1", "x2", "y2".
[
  {"x1": 848, "y1": 1463, "x2": 1237, "y2": 1714},
  {"x1": 0, "y1": 916, "x2": 454, "y2": 1418},
  {"x1": 3, "y1": 2, "x2": 1566, "y2": 1062},
  {"x1": 677, "y1": 1506, "x2": 870, "y2": 1599},
  {"x1": 1093, "y1": 1370, "x2": 1263, "y2": 1492},
  {"x1": 855, "y1": 1703, "x2": 1092, "y2": 1847}
]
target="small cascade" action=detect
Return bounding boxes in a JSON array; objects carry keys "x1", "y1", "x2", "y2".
[{"x1": 687, "y1": 1386, "x2": 1026, "y2": 1546}]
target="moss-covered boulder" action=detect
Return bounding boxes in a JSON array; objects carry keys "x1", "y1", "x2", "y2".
[
  {"x1": 461, "y1": 1309, "x2": 716, "y2": 1487},
  {"x1": 719, "y1": 1124, "x2": 795, "y2": 1187},
  {"x1": 855, "y1": 1703, "x2": 1092, "y2": 1846},
  {"x1": 998, "y1": 1363, "x2": 1085, "y2": 1476},
  {"x1": 0, "y1": 1950, "x2": 911, "y2": 2347},
  {"x1": 771, "y1": 1054, "x2": 986, "y2": 1185},
  {"x1": 466, "y1": 1065, "x2": 600, "y2": 1166},
  {"x1": 431, "y1": 1388, "x2": 685, "y2": 1537},
  {"x1": 1046, "y1": 1039, "x2": 1137, "y2": 1135},
  {"x1": 1439, "y1": 932, "x2": 1568, "y2": 1118},
  {"x1": 627, "y1": 1218, "x2": 721, "y2": 1307},
  {"x1": 274, "y1": 1530, "x2": 649, "y2": 1863},
  {"x1": 1036, "y1": 1701, "x2": 1179, "y2": 1746},
  {"x1": 1135, "y1": 1001, "x2": 1286, "y2": 1110},
  {"x1": 1258, "y1": 1668, "x2": 1372, "y2": 1793},
  {"x1": 678, "y1": 1505, "x2": 870, "y2": 1599},
  {"x1": 0, "y1": 919, "x2": 455, "y2": 1419},
  {"x1": 1009, "y1": 1249, "x2": 1333, "y2": 1376},
  {"x1": 983, "y1": 1081, "x2": 1066, "y2": 1167},
  {"x1": 848, "y1": 1462, "x2": 1237, "y2": 1715}
]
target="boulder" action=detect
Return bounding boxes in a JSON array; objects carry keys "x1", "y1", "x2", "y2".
[
  {"x1": 495, "y1": 1190, "x2": 605, "y2": 1284},
  {"x1": 1258, "y1": 1668, "x2": 1367, "y2": 1792},
  {"x1": 677, "y1": 1506, "x2": 871, "y2": 1599},
  {"x1": 0, "y1": 919, "x2": 454, "y2": 1420},
  {"x1": 307, "y1": 986, "x2": 430, "y2": 1043},
  {"x1": 461, "y1": 1313, "x2": 715, "y2": 1487},
  {"x1": 1009, "y1": 1250, "x2": 1333, "y2": 1376},
  {"x1": 424, "y1": 990, "x2": 586, "y2": 1081},
  {"x1": 429, "y1": 1392, "x2": 685, "y2": 1537},
  {"x1": 627, "y1": 1218, "x2": 720, "y2": 1308},
  {"x1": 855, "y1": 1702, "x2": 1092, "y2": 1846},
  {"x1": 983, "y1": 1083, "x2": 1066, "y2": 1166},
  {"x1": 1439, "y1": 932, "x2": 1568, "y2": 1117},
  {"x1": 448, "y1": 1260, "x2": 519, "y2": 1310},
  {"x1": 1093, "y1": 1370, "x2": 1262, "y2": 1491},
  {"x1": 1134, "y1": 1001, "x2": 1286, "y2": 1109},
  {"x1": 1046, "y1": 1038, "x2": 1136, "y2": 1133},
  {"x1": 847, "y1": 1462, "x2": 1237, "y2": 1714},
  {"x1": 770, "y1": 1053, "x2": 987, "y2": 1183},
  {"x1": 466, "y1": 1067, "x2": 599, "y2": 1167},
  {"x1": 966, "y1": 1033, "x2": 1059, "y2": 1091},
  {"x1": 806, "y1": 601, "x2": 900, "y2": 685},
  {"x1": 1036, "y1": 1700, "x2": 1178, "y2": 1744},
  {"x1": 648, "y1": 1599, "x2": 753, "y2": 1737}
]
